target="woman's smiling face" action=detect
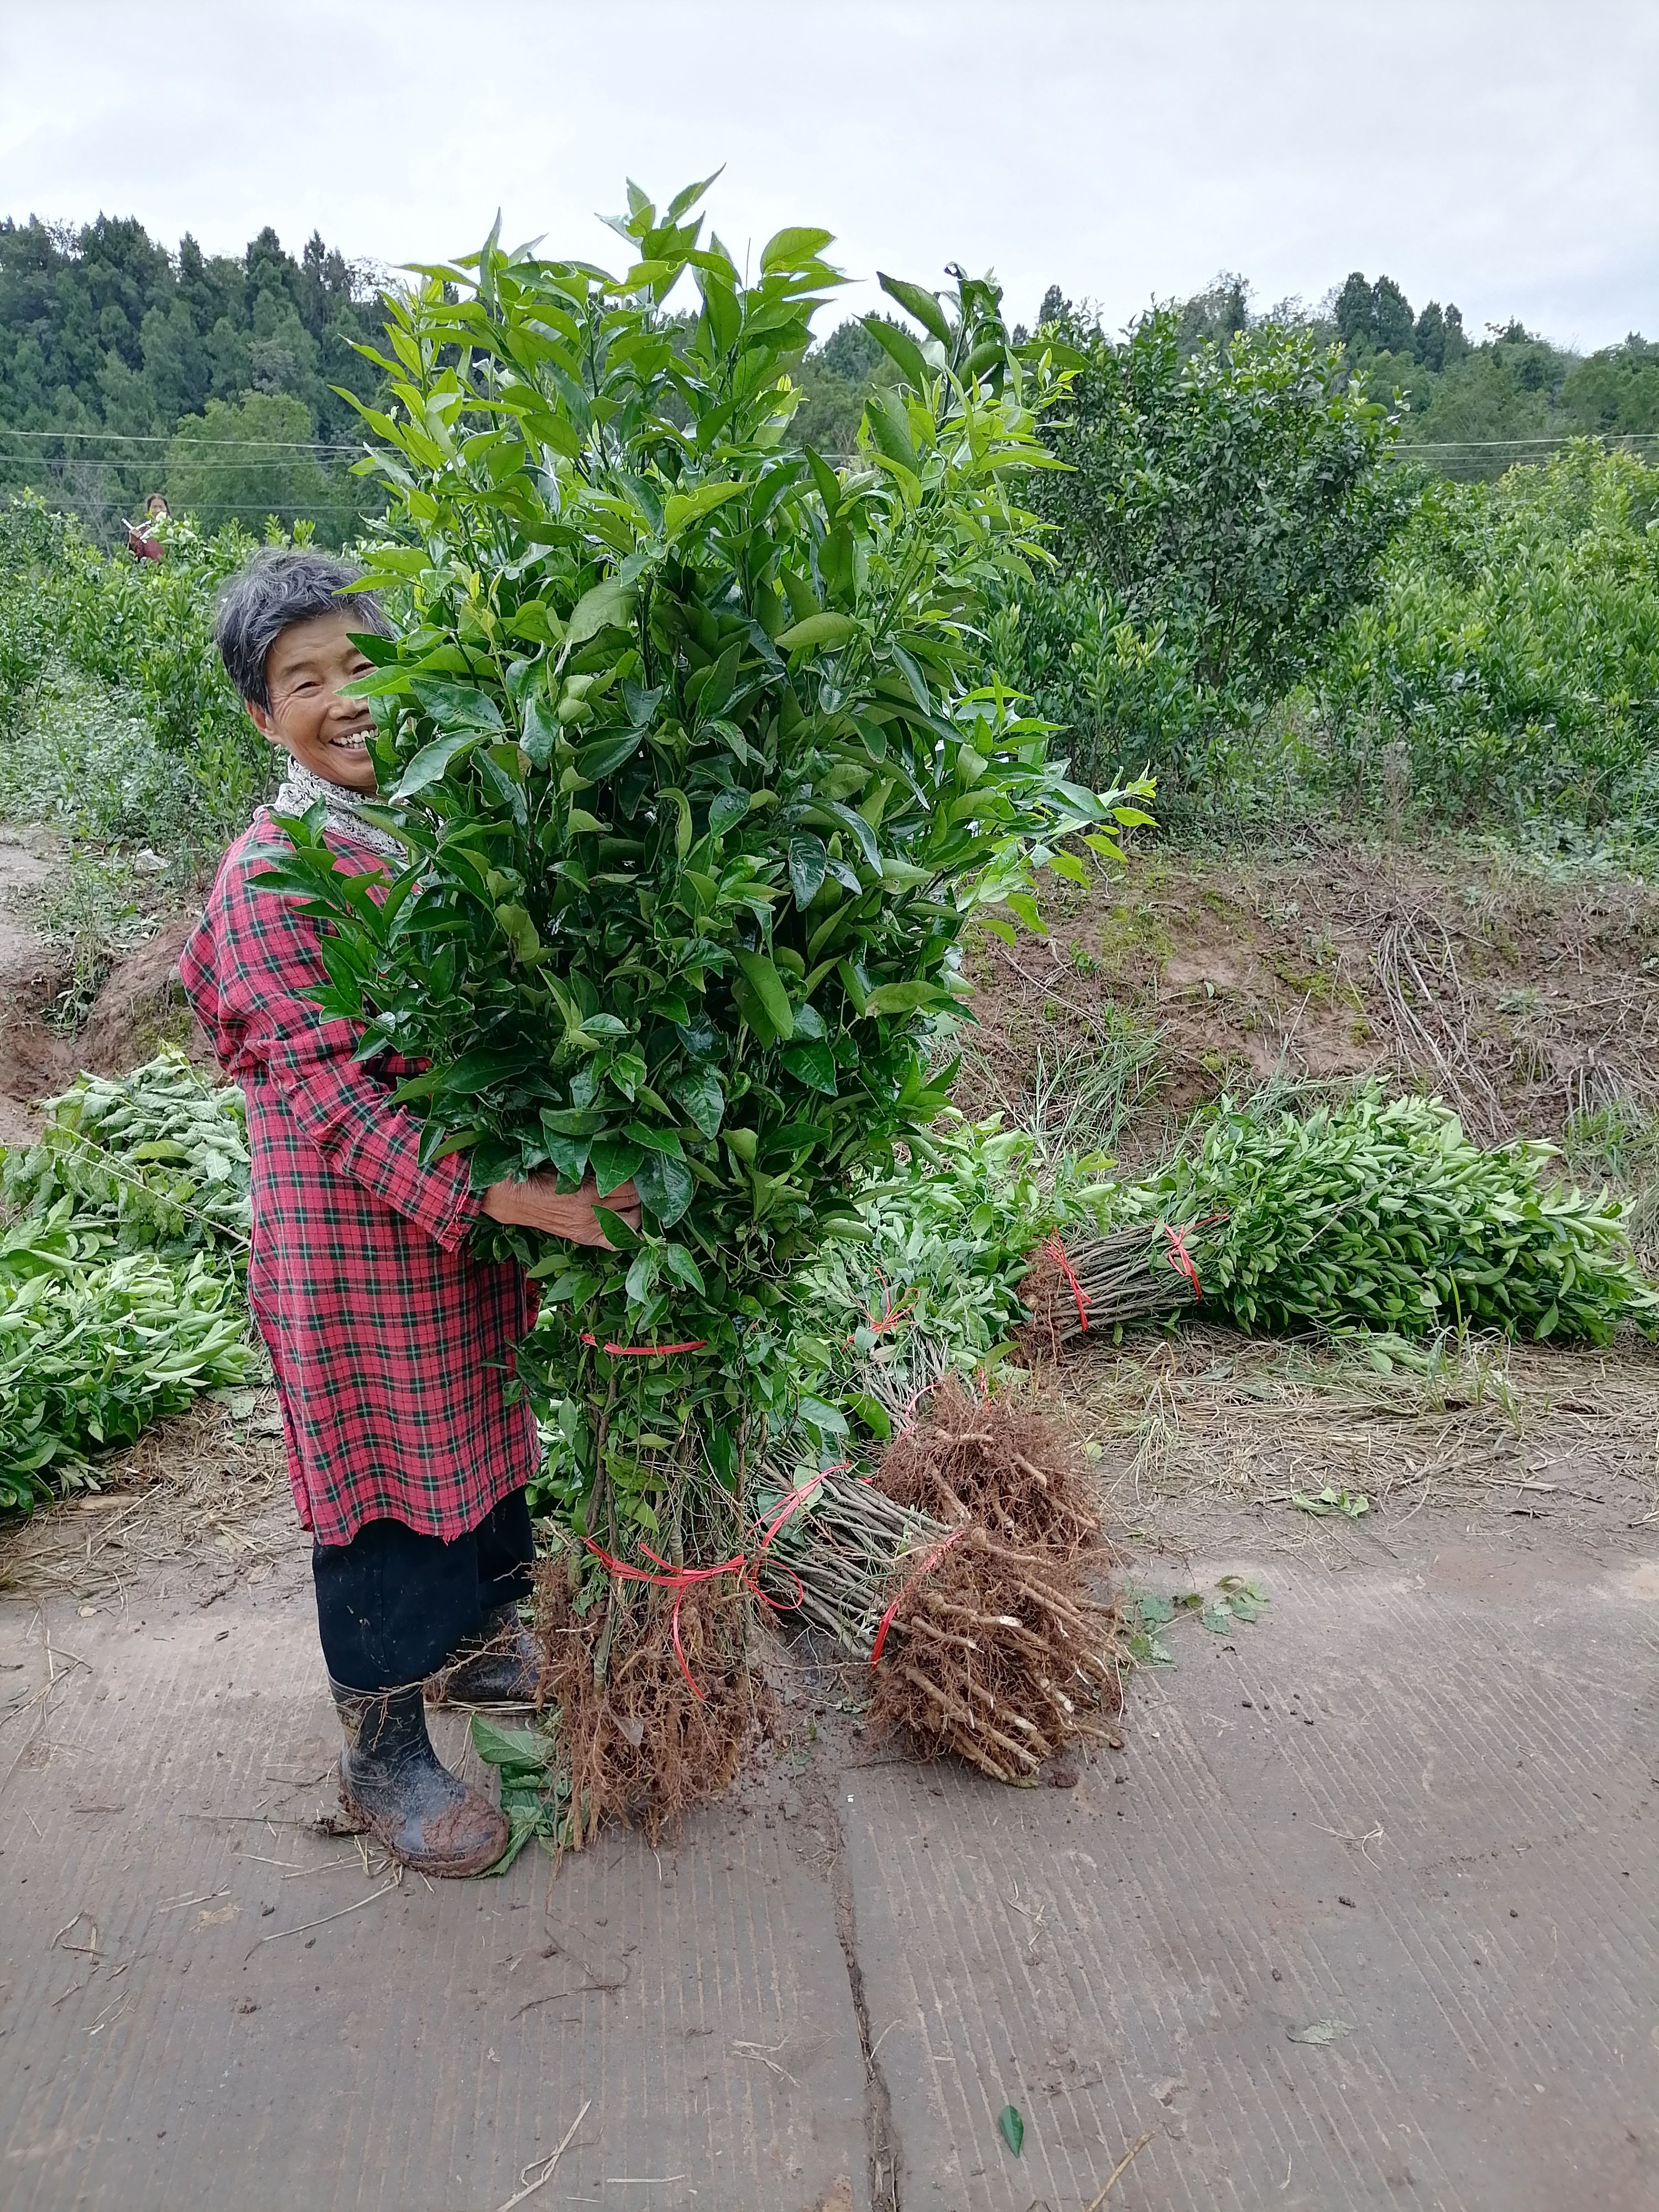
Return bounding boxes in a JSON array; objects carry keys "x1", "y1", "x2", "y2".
[{"x1": 249, "y1": 612, "x2": 379, "y2": 794}]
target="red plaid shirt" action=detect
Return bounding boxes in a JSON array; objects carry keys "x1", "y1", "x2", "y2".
[{"x1": 180, "y1": 811, "x2": 539, "y2": 1547}]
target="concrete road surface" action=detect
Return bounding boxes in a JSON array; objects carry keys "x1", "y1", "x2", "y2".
[{"x1": 2, "y1": 1514, "x2": 1654, "y2": 2211}]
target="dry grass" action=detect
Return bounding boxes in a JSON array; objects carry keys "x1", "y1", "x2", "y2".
[
  {"x1": 1037, "y1": 1322, "x2": 1659, "y2": 1546},
  {"x1": 0, "y1": 1389, "x2": 290, "y2": 1603}
]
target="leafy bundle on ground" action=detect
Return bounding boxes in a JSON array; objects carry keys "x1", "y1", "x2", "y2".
[
  {"x1": 0, "y1": 1212, "x2": 252, "y2": 1509},
  {"x1": 1035, "y1": 1083, "x2": 1659, "y2": 1355},
  {"x1": 784, "y1": 1109, "x2": 1117, "y2": 1443},
  {"x1": 3, "y1": 1048, "x2": 251, "y2": 1262},
  {"x1": 0, "y1": 1051, "x2": 255, "y2": 1509},
  {"x1": 259, "y1": 180, "x2": 1146, "y2": 1828}
]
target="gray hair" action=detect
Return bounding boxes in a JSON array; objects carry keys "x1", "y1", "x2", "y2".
[{"x1": 213, "y1": 547, "x2": 390, "y2": 710}]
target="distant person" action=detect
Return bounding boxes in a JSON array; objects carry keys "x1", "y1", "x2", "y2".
[
  {"x1": 126, "y1": 491, "x2": 168, "y2": 562},
  {"x1": 178, "y1": 548, "x2": 641, "y2": 1877}
]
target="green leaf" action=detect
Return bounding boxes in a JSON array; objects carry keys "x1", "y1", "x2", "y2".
[
  {"x1": 575, "y1": 727, "x2": 646, "y2": 779},
  {"x1": 563, "y1": 578, "x2": 637, "y2": 653},
  {"x1": 706, "y1": 789, "x2": 749, "y2": 836},
  {"x1": 997, "y1": 2104, "x2": 1024, "y2": 2157},
  {"x1": 775, "y1": 611, "x2": 855, "y2": 653},
  {"x1": 589, "y1": 1138, "x2": 644, "y2": 1193},
  {"x1": 734, "y1": 950, "x2": 795, "y2": 1039},
  {"x1": 666, "y1": 169, "x2": 723, "y2": 221},
  {"x1": 588, "y1": 1203, "x2": 639, "y2": 1252},
  {"x1": 469, "y1": 1715, "x2": 550, "y2": 1773},
  {"x1": 878, "y1": 272, "x2": 953, "y2": 345},
  {"x1": 788, "y1": 833, "x2": 828, "y2": 908},
  {"x1": 865, "y1": 388, "x2": 917, "y2": 472},
  {"x1": 862, "y1": 315, "x2": 930, "y2": 387},
  {"x1": 862, "y1": 980, "x2": 946, "y2": 1018},
  {"x1": 410, "y1": 679, "x2": 504, "y2": 733},
  {"x1": 760, "y1": 225, "x2": 835, "y2": 272},
  {"x1": 669, "y1": 1067, "x2": 725, "y2": 1139},
  {"x1": 634, "y1": 1149, "x2": 693, "y2": 1228},
  {"x1": 780, "y1": 1038, "x2": 837, "y2": 1094},
  {"x1": 804, "y1": 445, "x2": 842, "y2": 517},
  {"x1": 664, "y1": 481, "x2": 745, "y2": 540},
  {"x1": 521, "y1": 694, "x2": 560, "y2": 767},
  {"x1": 391, "y1": 732, "x2": 478, "y2": 798}
]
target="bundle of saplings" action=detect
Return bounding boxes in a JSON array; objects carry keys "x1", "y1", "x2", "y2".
[
  {"x1": 258, "y1": 181, "x2": 1149, "y2": 1826},
  {"x1": 0, "y1": 1052, "x2": 256, "y2": 1510},
  {"x1": 1030, "y1": 1084, "x2": 1659, "y2": 1352}
]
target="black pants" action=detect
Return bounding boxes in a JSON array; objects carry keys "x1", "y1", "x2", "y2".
[{"x1": 312, "y1": 1489, "x2": 534, "y2": 1693}]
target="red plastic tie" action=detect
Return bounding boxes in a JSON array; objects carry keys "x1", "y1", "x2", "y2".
[
  {"x1": 844, "y1": 1268, "x2": 917, "y2": 1348},
  {"x1": 1044, "y1": 1236, "x2": 1093, "y2": 1334},
  {"x1": 578, "y1": 1332, "x2": 708, "y2": 1357},
  {"x1": 869, "y1": 1524, "x2": 969, "y2": 1669},
  {"x1": 1164, "y1": 1225, "x2": 1203, "y2": 1301},
  {"x1": 581, "y1": 1462, "x2": 846, "y2": 1699}
]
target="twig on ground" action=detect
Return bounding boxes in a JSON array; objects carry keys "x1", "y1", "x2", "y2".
[
  {"x1": 1087, "y1": 2127, "x2": 1156, "y2": 2207},
  {"x1": 245, "y1": 1874, "x2": 398, "y2": 1956},
  {"x1": 486, "y1": 2103, "x2": 591, "y2": 2212}
]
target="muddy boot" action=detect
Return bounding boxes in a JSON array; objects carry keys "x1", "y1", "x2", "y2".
[
  {"x1": 425, "y1": 1602, "x2": 542, "y2": 1709},
  {"x1": 330, "y1": 1678, "x2": 509, "y2": 1876}
]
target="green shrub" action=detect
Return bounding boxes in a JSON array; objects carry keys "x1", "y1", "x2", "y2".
[
  {"x1": 996, "y1": 305, "x2": 1410, "y2": 795},
  {"x1": 0, "y1": 493, "x2": 280, "y2": 856},
  {"x1": 1312, "y1": 443, "x2": 1659, "y2": 834}
]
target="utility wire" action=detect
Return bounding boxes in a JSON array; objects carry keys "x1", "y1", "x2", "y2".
[
  {"x1": 0, "y1": 426, "x2": 364, "y2": 451},
  {"x1": 0, "y1": 456, "x2": 367, "y2": 474}
]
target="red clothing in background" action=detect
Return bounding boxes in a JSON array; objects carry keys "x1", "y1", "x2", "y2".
[{"x1": 180, "y1": 812, "x2": 539, "y2": 1546}]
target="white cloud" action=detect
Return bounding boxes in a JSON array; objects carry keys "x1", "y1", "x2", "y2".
[{"x1": 1, "y1": 0, "x2": 1654, "y2": 348}]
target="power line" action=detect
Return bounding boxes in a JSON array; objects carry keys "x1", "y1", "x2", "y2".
[
  {"x1": 0, "y1": 425, "x2": 364, "y2": 451},
  {"x1": 1392, "y1": 432, "x2": 1659, "y2": 450},
  {"x1": 0, "y1": 457, "x2": 367, "y2": 477}
]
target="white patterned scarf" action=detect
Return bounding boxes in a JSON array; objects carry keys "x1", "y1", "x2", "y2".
[{"x1": 268, "y1": 760, "x2": 407, "y2": 865}]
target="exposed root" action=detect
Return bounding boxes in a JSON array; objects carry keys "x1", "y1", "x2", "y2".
[
  {"x1": 874, "y1": 1375, "x2": 1104, "y2": 1558},
  {"x1": 533, "y1": 1566, "x2": 763, "y2": 1846},
  {"x1": 864, "y1": 1528, "x2": 1125, "y2": 1784}
]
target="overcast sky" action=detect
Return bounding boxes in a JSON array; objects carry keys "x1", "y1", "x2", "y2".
[{"x1": 2, "y1": 1, "x2": 1655, "y2": 351}]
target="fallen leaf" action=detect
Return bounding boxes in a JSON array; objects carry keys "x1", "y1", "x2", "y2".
[
  {"x1": 1286, "y1": 2018, "x2": 1353, "y2": 2046},
  {"x1": 195, "y1": 1903, "x2": 239, "y2": 1929}
]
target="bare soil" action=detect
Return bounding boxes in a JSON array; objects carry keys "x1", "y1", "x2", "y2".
[
  {"x1": 0, "y1": 888, "x2": 205, "y2": 1145},
  {"x1": 958, "y1": 833, "x2": 1659, "y2": 1157}
]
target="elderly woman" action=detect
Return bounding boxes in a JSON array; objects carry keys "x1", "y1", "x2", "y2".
[{"x1": 182, "y1": 549, "x2": 638, "y2": 1875}]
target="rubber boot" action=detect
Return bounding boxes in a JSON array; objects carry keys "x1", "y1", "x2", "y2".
[
  {"x1": 330, "y1": 1677, "x2": 509, "y2": 1876},
  {"x1": 425, "y1": 1602, "x2": 543, "y2": 1709}
]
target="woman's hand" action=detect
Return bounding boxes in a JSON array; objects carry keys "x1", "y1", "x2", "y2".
[{"x1": 481, "y1": 1173, "x2": 642, "y2": 1249}]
